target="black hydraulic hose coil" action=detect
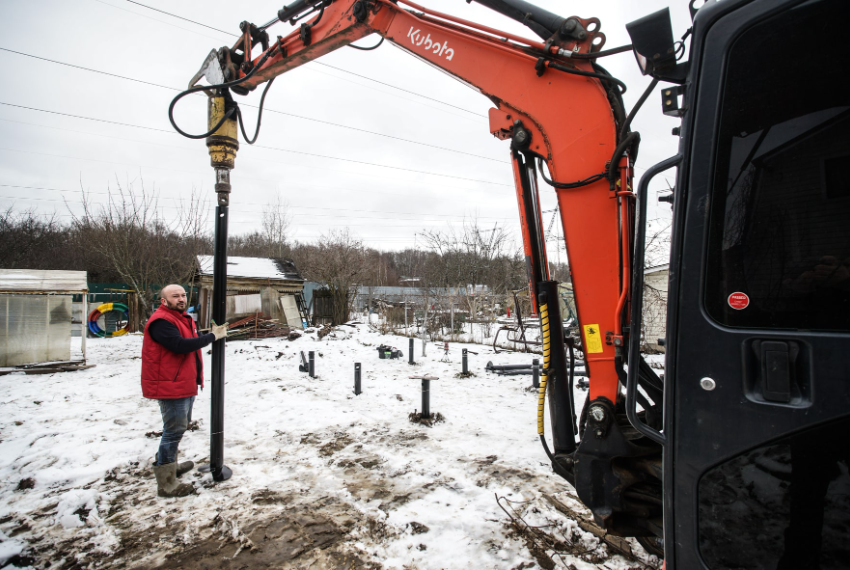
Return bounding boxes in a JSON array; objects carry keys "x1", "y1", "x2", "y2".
[{"x1": 168, "y1": 46, "x2": 277, "y2": 140}]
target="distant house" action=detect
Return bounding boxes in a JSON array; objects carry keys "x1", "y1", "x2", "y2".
[
  {"x1": 643, "y1": 264, "x2": 669, "y2": 353},
  {"x1": 194, "y1": 256, "x2": 306, "y2": 329}
]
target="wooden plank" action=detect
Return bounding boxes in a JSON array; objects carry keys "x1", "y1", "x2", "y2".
[
  {"x1": 0, "y1": 364, "x2": 96, "y2": 376},
  {"x1": 543, "y1": 493, "x2": 646, "y2": 565}
]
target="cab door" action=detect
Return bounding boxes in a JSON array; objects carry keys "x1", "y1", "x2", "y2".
[{"x1": 665, "y1": 0, "x2": 850, "y2": 567}]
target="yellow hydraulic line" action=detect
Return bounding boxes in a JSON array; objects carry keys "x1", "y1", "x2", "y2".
[{"x1": 537, "y1": 302, "x2": 551, "y2": 436}]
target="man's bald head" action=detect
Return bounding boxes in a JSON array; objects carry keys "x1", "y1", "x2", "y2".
[{"x1": 160, "y1": 284, "x2": 187, "y2": 312}]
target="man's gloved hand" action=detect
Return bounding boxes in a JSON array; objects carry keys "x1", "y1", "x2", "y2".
[{"x1": 211, "y1": 322, "x2": 229, "y2": 341}]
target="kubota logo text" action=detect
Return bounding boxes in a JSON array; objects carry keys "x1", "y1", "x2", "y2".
[{"x1": 407, "y1": 27, "x2": 455, "y2": 61}]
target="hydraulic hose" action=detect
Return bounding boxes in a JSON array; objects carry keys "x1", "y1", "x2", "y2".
[
  {"x1": 619, "y1": 78, "x2": 659, "y2": 141},
  {"x1": 236, "y1": 77, "x2": 275, "y2": 144},
  {"x1": 567, "y1": 340, "x2": 577, "y2": 435},
  {"x1": 168, "y1": 45, "x2": 277, "y2": 140},
  {"x1": 348, "y1": 36, "x2": 385, "y2": 51},
  {"x1": 607, "y1": 131, "x2": 640, "y2": 187},
  {"x1": 549, "y1": 61, "x2": 627, "y2": 94},
  {"x1": 537, "y1": 301, "x2": 556, "y2": 462},
  {"x1": 537, "y1": 158, "x2": 606, "y2": 190},
  {"x1": 568, "y1": 44, "x2": 634, "y2": 59}
]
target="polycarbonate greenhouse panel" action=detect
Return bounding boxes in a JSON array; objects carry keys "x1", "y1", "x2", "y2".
[{"x1": 0, "y1": 295, "x2": 72, "y2": 366}]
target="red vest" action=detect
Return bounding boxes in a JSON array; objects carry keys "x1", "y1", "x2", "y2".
[{"x1": 141, "y1": 305, "x2": 204, "y2": 399}]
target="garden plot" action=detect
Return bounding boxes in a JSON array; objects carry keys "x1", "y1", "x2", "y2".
[{"x1": 0, "y1": 324, "x2": 660, "y2": 570}]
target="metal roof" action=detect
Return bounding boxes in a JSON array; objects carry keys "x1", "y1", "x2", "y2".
[
  {"x1": 645, "y1": 264, "x2": 670, "y2": 275},
  {"x1": 0, "y1": 269, "x2": 88, "y2": 293},
  {"x1": 355, "y1": 286, "x2": 467, "y2": 297},
  {"x1": 196, "y1": 255, "x2": 303, "y2": 281}
]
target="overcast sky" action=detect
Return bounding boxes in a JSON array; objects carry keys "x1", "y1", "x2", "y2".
[{"x1": 0, "y1": 0, "x2": 691, "y2": 255}]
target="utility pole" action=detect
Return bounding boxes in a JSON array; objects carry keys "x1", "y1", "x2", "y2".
[{"x1": 422, "y1": 295, "x2": 428, "y2": 357}]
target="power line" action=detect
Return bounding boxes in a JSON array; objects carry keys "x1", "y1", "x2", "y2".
[
  {"x1": 0, "y1": 114, "x2": 500, "y2": 193},
  {"x1": 0, "y1": 184, "x2": 515, "y2": 221},
  {"x1": 1, "y1": 190, "x2": 518, "y2": 225},
  {"x1": 0, "y1": 48, "x2": 646, "y2": 180},
  {"x1": 124, "y1": 0, "x2": 233, "y2": 36},
  {"x1": 0, "y1": 209, "x2": 434, "y2": 236},
  {"x1": 114, "y1": 0, "x2": 485, "y2": 118},
  {"x1": 0, "y1": 99, "x2": 503, "y2": 164},
  {"x1": 91, "y1": 0, "x2": 227, "y2": 43},
  {"x1": 0, "y1": 47, "x2": 175, "y2": 91},
  {"x1": 251, "y1": 142, "x2": 509, "y2": 186},
  {"x1": 257, "y1": 106, "x2": 502, "y2": 162},
  {"x1": 0, "y1": 116, "x2": 509, "y2": 198},
  {"x1": 0, "y1": 51, "x2": 502, "y2": 163},
  {"x1": 310, "y1": 63, "x2": 485, "y2": 118},
  {"x1": 0, "y1": 102, "x2": 173, "y2": 134},
  {"x1": 0, "y1": 116, "x2": 511, "y2": 187},
  {"x1": 0, "y1": 210, "x2": 499, "y2": 242},
  {"x1": 0, "y1": 119, "x2": 500, "y2": 195}
]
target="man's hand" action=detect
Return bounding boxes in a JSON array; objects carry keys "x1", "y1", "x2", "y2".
[{"x1": 211, "y1": 322, "x2": 229, "y2": 341}]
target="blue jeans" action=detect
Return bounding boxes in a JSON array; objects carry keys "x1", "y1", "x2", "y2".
[{"x1": 156, "y1": 396, "x2": 195, "y2": 465}]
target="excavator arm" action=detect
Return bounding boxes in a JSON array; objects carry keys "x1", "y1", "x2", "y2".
[{"x1": 179, "y1": 0, "x2": 662, "y2": 543}]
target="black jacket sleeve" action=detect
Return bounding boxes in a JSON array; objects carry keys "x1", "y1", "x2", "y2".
[{"x1": 148, "y1": 319, "x2": 215, "y2": 354}]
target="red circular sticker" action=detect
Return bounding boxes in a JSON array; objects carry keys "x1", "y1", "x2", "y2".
[{"x1": 728, "y1": 292, "x2": 750, "y2": 310}]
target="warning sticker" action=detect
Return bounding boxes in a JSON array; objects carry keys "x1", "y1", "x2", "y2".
[
  {"x1": 583, "y1": 324, "x2": 604, "y2": 354},
  {"x1": 728, "y1": 292, "x2": 750, "y2": 310}
]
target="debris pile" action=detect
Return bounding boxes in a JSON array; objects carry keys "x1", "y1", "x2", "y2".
[
  {"x1": 226, "y1": 313, "x2": 292, "y2": 340},
  {"x1": 376, "y1": 344, "x2": 402, "y2": 359},
  {"x1": 408, "y1": 411, "x2": 445, "y2": 427}
]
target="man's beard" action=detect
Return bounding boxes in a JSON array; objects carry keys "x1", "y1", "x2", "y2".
[{"x1": 165, "y1": 299, "x2": 186, "y2": 311}]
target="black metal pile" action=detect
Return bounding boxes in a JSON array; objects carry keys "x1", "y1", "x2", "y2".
[{"x1": 485, "y1": 360, "x2": 587, "y2": 376}]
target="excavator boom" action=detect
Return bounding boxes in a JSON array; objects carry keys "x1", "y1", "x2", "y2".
[{"x1": 177, "y1": 0, "x2": 661, "y2": 552}]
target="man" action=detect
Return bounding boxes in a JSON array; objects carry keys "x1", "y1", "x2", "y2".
[{"x1": 141, "y1": 284, "x2": 227, "y2": 497}]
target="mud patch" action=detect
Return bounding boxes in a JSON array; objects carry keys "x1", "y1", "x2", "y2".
[
  {"x1": 318, "y1": 433, "x2": 354, "y2": 457},
  {"x1": 164, "y1": 501, "x2": 378, "y2": 570},
  {"x1": 333, "y1": 452, "x2": 450, "y2": 515},
  {"x1": 382, "y1": 430, "x2": 428, "y2": 447},
  {"x1": 251, "y1": 489, "x2": 291, "y2": 505},
  {"x1": 470, "y1": 456, "x2": 536, "y2": 488},
  {"x1": 10, "y1": 460, "x2": 391, "y2": 570}
]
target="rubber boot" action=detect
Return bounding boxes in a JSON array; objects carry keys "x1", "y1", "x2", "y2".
[
  {"x1": 174, "y1": 453, "x2": 195, "y2": 478},
  {"x1": 155, "y1": 453, "x2": 194, "y2": 477},
  {"x1": 153, "y1": 462, "x2": 196, "y2": 498}
]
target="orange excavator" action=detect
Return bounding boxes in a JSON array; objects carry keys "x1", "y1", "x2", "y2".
[{"x1": 170, "y1": 0, "x2": 850, "y2": 567}]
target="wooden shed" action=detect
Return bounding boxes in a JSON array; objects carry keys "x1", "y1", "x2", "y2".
[{"x1": 194, "y1": 256, "x2": 306, "y2": 329}]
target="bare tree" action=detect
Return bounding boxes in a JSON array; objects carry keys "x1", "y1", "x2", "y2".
[
  {"x1": 420, "y1": 216, "x2": 514, "y2": 291},
  {"x1": 642, "y1": 218, "x2": 672, "y2": 351},
  {"x1": 262, "y1": 193, "x2": 291, "y2": 260},
  {"x1": 70, "y1": 176, "x2": 210, "y2": 314},
  {"x1": 228, "y1": 194, "x2": 291, "y2": 260},
  {"x1": 299, "y1": 228, "x2": 366, "y2": 325},
  {"x1": 644, "y1": 219, "x2": 672, "y2": 269},
  {"x1": 0, "y1": 208, "x2": 66, "y2": 269}
]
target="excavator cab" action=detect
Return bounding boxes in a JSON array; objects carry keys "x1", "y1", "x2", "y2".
[{"x1": 656, "y1": 0, "x2": 850, "y2": 566}]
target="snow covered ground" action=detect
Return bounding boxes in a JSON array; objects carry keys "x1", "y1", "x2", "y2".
[{"x1": 0, "y1": 322, "x2": 660, "y2": 570}]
